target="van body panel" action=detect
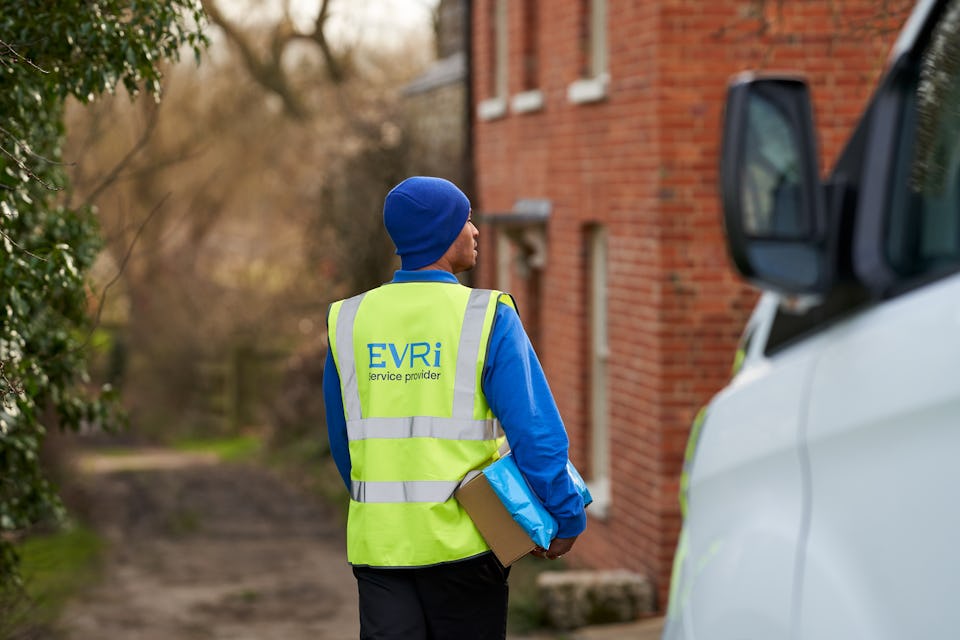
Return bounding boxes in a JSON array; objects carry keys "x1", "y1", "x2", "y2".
[
  {"x1": 674, "y1": 342, "x2": 821, "y2": 640},
  {"x1": 798, "y1": 272, "x2": 960, "y2": 639}
]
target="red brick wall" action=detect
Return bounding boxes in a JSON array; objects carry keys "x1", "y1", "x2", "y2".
[{"x1": 472, "y1": 0, "x2": 911, "y2": 610}]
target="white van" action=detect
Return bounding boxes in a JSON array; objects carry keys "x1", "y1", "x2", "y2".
[{"x1": 664, "y1": 1, "x2": 960, "y2": 638}]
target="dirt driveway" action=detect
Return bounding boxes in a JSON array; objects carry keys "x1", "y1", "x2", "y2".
[
  {"x1": 58, "y1": 448, "x2": 360, "y2": 640},
  {"x1": 55, "y1": 447, "x2": 665, "y2": 640}
]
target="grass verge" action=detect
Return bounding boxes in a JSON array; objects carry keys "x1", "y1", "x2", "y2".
[
  {"x1": 1, "y1": 525, "x2": 103, "y2": 637},
  {"x1": 173, "y1": 434, "x2": 262, "y2": 462}
]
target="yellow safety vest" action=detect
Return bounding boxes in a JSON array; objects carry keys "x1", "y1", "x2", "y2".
[{"x1": 328, "y1": 281, "x2": 511, "y2": 567}]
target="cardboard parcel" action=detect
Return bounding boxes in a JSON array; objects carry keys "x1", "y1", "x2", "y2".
[{"x1": 455, "y1": 453, "x2": 592, "y2": 566}]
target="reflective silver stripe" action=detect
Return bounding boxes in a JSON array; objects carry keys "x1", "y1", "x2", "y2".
[
  {"x1": 336, "y1": 293, "x2": 366, "y2": 421},
  {"x1": 347, "y1": 416, "x2": 503, "y2": 441},
  {"x1": 452, "y1": 289, "x2": 492, "y2": 419},
  {"x1": 351, "y1": 480, "x2": 459, "y2": 503}
]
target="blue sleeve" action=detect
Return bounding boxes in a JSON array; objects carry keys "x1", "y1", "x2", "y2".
[
  {"x1": 482, "y1": 301, "x2": 587, "y2": 539},
  {"x1": 322, "y1": 346, "x2": 352, "y2": 490}
]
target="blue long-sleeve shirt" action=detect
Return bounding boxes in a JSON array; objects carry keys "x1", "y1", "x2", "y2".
[{"x1": 322, "y1": 269, "x2": 587, "y2": 539}]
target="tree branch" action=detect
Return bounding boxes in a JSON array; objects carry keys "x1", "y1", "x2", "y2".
[
  {"x1": 0, "y1": 37, "x2": 49, "y2": 74},
  {"x1": 79, "y1": 100, "x2": 162, "y2": 208},
  {"x1": 200, "y1": 0, "x2": 352, "y2": 120},
  {"x1": 309, "y1": 0, "x2": 346, "y2": 83},
  {"x1": 0, "y1": 360, "x2": 24, "y2": 413},
  {"x1": 200, "y1": 0, "x2": 311, "y2": 120},
  {"x1": 84, "y1": 193, "x2": 171, "y2": 349},
  {"x1": 0, "y1": 224, "x2": 49, "y2": 262},
  {"x1": 0, "y1": 141, "x2": 63, "y2": 192}
]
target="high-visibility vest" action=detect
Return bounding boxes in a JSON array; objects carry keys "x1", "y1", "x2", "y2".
[{"x1": 328, "y1": 281, "x2": 511, "y2": 567}]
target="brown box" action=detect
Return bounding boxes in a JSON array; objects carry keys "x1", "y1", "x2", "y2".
[{"x1": 455, "y1": 470, "x2": 537, "y2": 566}]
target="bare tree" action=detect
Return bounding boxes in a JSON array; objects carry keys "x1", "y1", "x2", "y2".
[
  {"x1": 199, "y1": 0, "x2": 348, "y2": 120},
  {"x1": 64, "y1": 5, "x2": 436, "y2": 440}
]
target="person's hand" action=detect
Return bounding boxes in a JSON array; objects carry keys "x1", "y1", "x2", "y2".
[{"x1": 531, "y1": 536, "x2": 578, "y2": 561}]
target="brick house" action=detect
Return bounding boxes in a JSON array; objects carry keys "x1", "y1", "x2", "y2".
[
  {"x1": 469, "y1": 0, "x2": 912, "y2": 610},
  {"x1": 402, "y1": 0, "x2": 470, "y2": 189}
]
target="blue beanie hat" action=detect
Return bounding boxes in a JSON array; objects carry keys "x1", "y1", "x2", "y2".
[{"x1": 383, "y1": 176, "x2": 471, "y2": 270}]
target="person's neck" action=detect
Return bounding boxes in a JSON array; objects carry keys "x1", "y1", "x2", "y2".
[{"x1": 416, "y1": 260, "x2": 455, "y2": 274}]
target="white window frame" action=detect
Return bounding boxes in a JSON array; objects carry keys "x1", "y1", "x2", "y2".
[
  {"x1": 567, "y1": 0, "x2": 609, "y2": 104},
  {"x1": 478, "y1": 0, "x2": 509, "y2": 121},
  {"x1": 587, "y1": 225, "x2": 611, "y2": 516},
  {"x1": 510, "y1": 0, "x2": 544, "y2": 114}
]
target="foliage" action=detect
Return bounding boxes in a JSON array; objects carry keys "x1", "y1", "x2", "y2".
[
  {"x1": 64, "y1": 2, "x2": 434, "y2": 449},
  {"x1": 66, "y1": 61, "x2": 325, "y2": 441},
  {"x1": 0, "y1": 0, "x2": 206, "y2": 590}
]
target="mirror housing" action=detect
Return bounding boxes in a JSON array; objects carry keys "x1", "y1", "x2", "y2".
[{"x1": 719, "y1": 74, "x2": 835, "y2": 295}]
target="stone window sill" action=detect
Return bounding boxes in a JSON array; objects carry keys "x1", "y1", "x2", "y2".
[
  {"x1": 567, "y1": 74, "x2": 609, "y2": 104},
  {"x1": 477, "y1": 97, "x2": 508, "y2": 121},
  {"x1": 511, "y1": 89, "x2": 544, "y2": 114}
]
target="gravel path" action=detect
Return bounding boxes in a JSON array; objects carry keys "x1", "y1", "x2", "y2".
[
  {"x1": 54, "y1": 447, "x2": 665, "y2": 640},
  {"x1": 57, "y1": 448, "x2": 359, "y2": 640}
]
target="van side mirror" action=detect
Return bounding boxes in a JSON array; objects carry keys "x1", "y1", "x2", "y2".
[{"x1": 719, "y1": 74, "x2": 834, "y2": 294}]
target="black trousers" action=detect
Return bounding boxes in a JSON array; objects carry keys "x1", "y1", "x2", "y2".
[{"x1": 352, "y1": 552, "x2": 511, "y2": 640}]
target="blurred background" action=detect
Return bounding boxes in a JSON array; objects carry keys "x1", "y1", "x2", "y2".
[{"x1": 69, "y1": 0, "x2": 450, "y2": 449}]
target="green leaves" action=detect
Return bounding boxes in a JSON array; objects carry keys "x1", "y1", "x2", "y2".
[
  {"x1": 1, "y1": 0, "x2": 207, "y2": 103},
  {"x1": 0, "y1": 0, "x2": 206, "y2": 586}
]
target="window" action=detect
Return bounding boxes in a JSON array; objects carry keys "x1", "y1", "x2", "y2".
[
  {"x1": 586, "y1": 225, "x2": 610, "y2": 516},
  {"x1": 520, "y1": 0, "x2": 538, "y2": 91},
  {"x1": 511, "y1": 0, "x2": 544, "y2": 114},
  {"x1": 567, "y1": 0, "x2": 609, "y2": 104},
  {"x1": 887, "y1": 1, "x2": 960, "y2": 279},
  {"x1": 478, "y1": 0, "x2": 509, "y2": 120}
]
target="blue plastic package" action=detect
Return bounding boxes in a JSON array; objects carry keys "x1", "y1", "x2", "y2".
[
  {"x1": 482, "y1": 454, "x2": 557, "y2": 548},
  {"x1": 481, "y1": 453, "x2": 594, "y2": 549},
  {"x1": 566, "y1": 459, "x2": 594, "y2": 508}
]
